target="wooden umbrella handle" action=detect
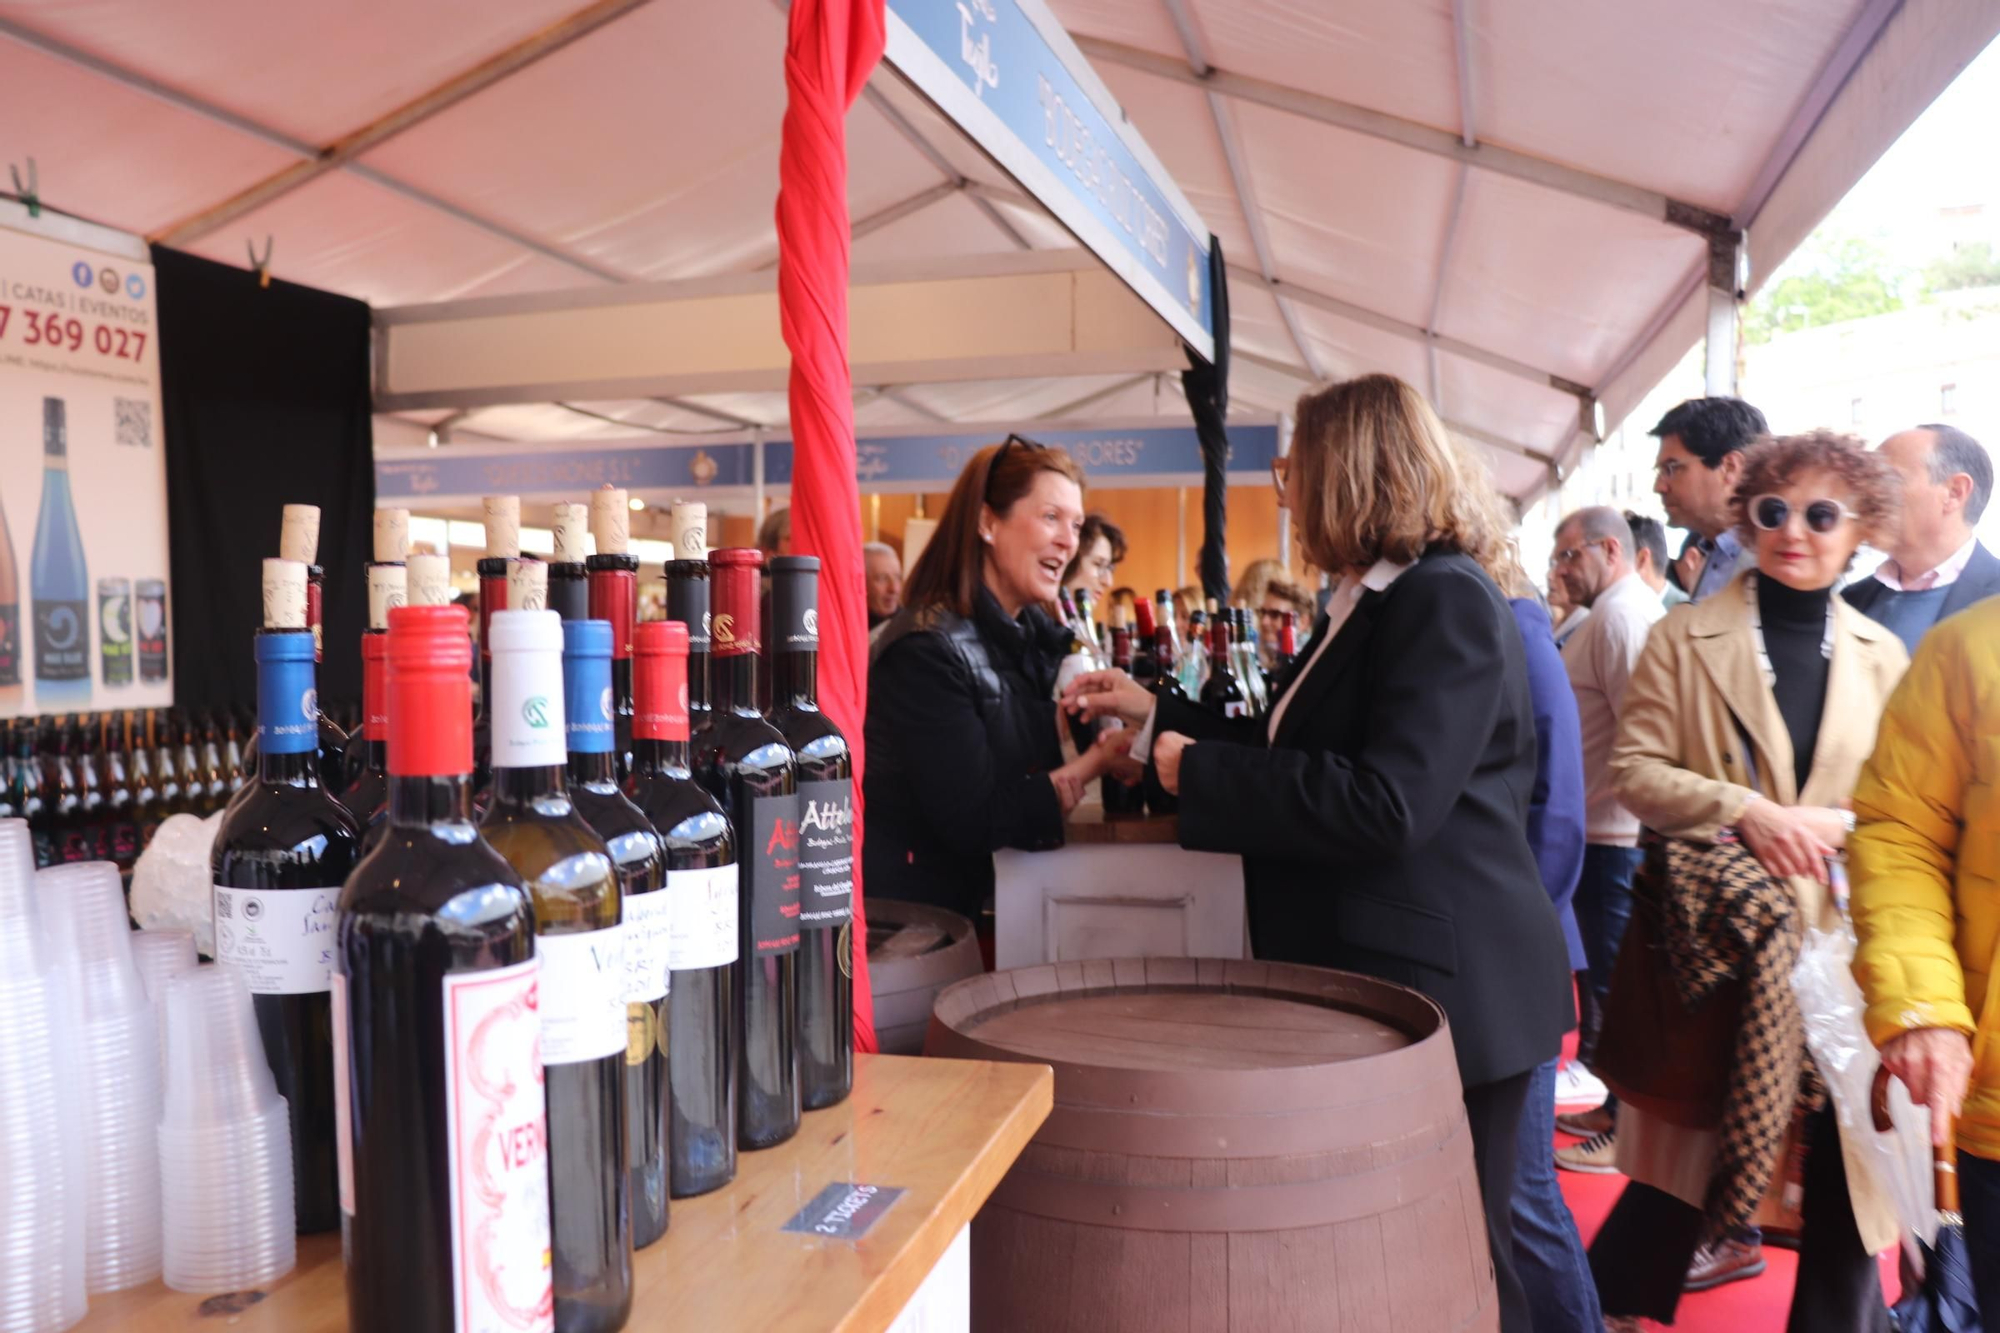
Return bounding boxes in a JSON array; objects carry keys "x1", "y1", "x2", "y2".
[{"x1": 1872, "y1": 1062, "x2": 1961, "y2": 1215}]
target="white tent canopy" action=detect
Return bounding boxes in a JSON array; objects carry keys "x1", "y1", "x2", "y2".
[{"x1": 2, "y1": 0, "x2": 1992, "y2": 498}]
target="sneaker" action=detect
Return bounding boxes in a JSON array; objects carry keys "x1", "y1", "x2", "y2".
[
  {"x1": 1555, "y1": 1062, "x2": 1608, "y2": 1107},
  {"x1": 1555, "y1": 1129, "x2": 1621, "y2": 1174},
  {"x1": 1684, "y1": 1237, "x2": 1766, "y2": 1291},
  {"x1": 1557, "y1": 1104, "x2": 1615, "y2": 1137}
]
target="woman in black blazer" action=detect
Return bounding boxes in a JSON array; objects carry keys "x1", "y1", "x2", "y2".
[{"x1": 1067, "y1": 375, "x2": 1573, "y2": 1333}]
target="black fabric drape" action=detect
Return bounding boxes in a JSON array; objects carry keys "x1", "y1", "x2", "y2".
[
  {"x1": 153, "y1": 246, "x2": 373, "y2": 712},
  {"x1": 1181, "y1": 236, "x2": 1233, "y2": 606}
]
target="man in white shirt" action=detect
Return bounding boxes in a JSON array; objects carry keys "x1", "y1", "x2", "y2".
[
  {"x1": 1548, "y1": 508, "x2": 1665, "y2": 1173},
  {"x1": 1844, "y1": 424, "x2": 2000, "y2": 654}
]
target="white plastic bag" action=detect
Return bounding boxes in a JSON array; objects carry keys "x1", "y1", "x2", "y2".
[
  {"x1": 1792, "y1": 915, "x2": 1937, "y2": 1247},
  {"x1": 129, "y1": 812, "x2": 223, "y2": 956}
]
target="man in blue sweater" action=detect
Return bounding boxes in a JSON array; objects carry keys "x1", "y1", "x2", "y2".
[{"x1": 1845, "y1": 424, "x2": 2000, "y2": 652}]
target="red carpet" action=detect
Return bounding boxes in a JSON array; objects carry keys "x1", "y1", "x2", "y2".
[{"x1": 1555, "y1": 1077, "x2": 1902, "y2": 1329}]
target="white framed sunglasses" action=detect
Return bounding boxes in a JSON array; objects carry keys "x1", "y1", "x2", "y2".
[{"x1": 1748, "y1": 494, "x2": 1854, "y2": 534}]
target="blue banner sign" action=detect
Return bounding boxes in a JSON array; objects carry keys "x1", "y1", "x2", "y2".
[
  {"x1": 883, "y1": 0, "x2": 1214, "y2": 359},
  {"x1": 375, "y1": 424, "x2": 1277, "y2": 500}
]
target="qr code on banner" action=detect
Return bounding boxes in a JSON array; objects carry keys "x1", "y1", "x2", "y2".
[{"x1": 115, "y1": 397, "x2": 152, "y2": 448}]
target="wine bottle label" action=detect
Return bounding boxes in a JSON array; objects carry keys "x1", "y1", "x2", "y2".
[
  {"x1": 32, "y1": 598, "x2": 89, "y2": 680},
  {"x1": 366, "y1": 565, "x2": 407, "y2": 631},
  {"x1": 623, "y1": 888, "x2": 671, "y2": 1004},
  {"x1": 1222, "y1": 701, "x2": 1248, "y2": 719},
  {"x1": 212, "y1": 885, "x2": 338, "y2": 994},
  {"x1": 666, "y1": 863, "x2": 737, "y2": 970},
  {"x1": 535, "y1": 928, "x2": 627, "y2": 1065},
  {"x1": 797, "y1": 780, "x2": 853, "y2": 925},
  {"x1": 749, "y1": 795, "x2": 802, "y2": 956},
  {"x1": 0, "y1": 604, "x2": 19, "y2": 685},
  {"x1": 331, "y1": 968, "x2": 354, "y2": 1216},
  {"x1": 442, "y1": 956, "x2": 554, "y2": 1333}
]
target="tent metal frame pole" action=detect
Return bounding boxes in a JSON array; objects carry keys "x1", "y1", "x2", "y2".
[
  {"x1": 1072, "y1": 33, "x2": 1735, "y2": 240},
  {"x1": 858, "y1": 84, "x2": 1033, "y2": 251}
]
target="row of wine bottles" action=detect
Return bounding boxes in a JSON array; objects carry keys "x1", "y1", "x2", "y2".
[{"x1": 210, "y1": 491, "x2": 853, "y2": 1333}]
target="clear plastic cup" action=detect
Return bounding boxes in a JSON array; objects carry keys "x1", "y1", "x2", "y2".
[
  {"x1": 38, "y1": 861, "x2": 163, "y2": 1293},
  {"x1": 157, "y1": 966, "x2": 295, "y2": 1293},
  {"x1": 130, "y1": 929, "x2": 199, "y2": 1076}
]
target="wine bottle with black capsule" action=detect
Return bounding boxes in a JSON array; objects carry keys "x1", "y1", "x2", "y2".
[
  {"x1": 335, "y1": 603, "x2": 550, "y2": 1333},
  {"x1": 587, "y1": 488, "x2": 638, "y2": 781},
  {"x1": 548, "y1": 502, "x2": 592, "y2": 624},
  {"x1": 473, "y1": 494, "x2": 522, "y2": 803},
  {"x1": 563, "y1": 617, "x2": 671, "y2": 1249},
  {"x1": 480, "y1": 609, "x2": 632, "y2": 1333},
  {"x1": 214, "y1": 557, "x2": 360, "y2": 1235},
  {"x1": 767, "y1": 557, "x2": 852, "y2": 1110},
  {"x1": 663, "y1": 559, "x2": 712, "y2": 741},
  {"x1": 695, "y1": 549, "x2": 799, "y2": 1151},
  {"x1": 630, "y1": 620, "x2": 737, "y2": 1197}
]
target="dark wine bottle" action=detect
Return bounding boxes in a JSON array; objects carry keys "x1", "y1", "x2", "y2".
[
  {"x1": 549, "y1": 501, "x2": 591, "y2": 624},
  {"x1": 75, "y1": 715, "x2": 109, "y2": 861},
  {"x1": 31, "y1": 397, "x2": 90, "y2": 709},
  {"x1": 479, "y1": 609, "x2": 633, "y2": 1333},
  {"x1": 563, "y1": 618, "x2": 671, "y2": 1250},
  {"x1": 214, "y1": 559, "x2": 359, "y2": 1236},
  {"x1": 586, "y1": 488, "x2": 638, "y2": 782},
  {"x1": 125, "y1": 709, "x2": 160, "y2": 851},
  {"x1": 472, "y1": 494, "x2": 521, "y2": 805},
  {"x1": 340, "y1": 507, "x2": 408, "y2": 807},
  {"x1": 279, "y1": 504, "x2": 352, "y2": 790},
  {"x1": 50, "y1": 715, "x2": 87, "y2": 862},
  {"x1": 630, "y1": 620, "x2": 737, "y2": 1198},
  {"x1": 334, "y1": 602, "x2": 552, "y2": 1333},
  {"x1": 1100, "y1": 605, "x2": 1148, "y2": 817},
  {"x1": 695, "y1": 548, "x2": 799, "y2": 1151},
  {"x1": 101, "y1": 713, "x2": 138, "y2": 870},
  {"x1": 664, "y1": 560, "x2": 712, "y2": 738},
  {"x1": 767, "y1": 558, "x2": 853, "y2": 1111},
  {"x1": 1200, "y1": 615, "x2": 1250, "y2": 719}
]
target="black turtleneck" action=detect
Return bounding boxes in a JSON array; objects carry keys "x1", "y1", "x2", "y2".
[{"x1": 1756, "y1": 574, "x2": 1833, "y2": 793}]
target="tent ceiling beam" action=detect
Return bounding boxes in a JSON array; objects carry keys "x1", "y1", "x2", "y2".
[
  {"x1": 652, "y1": 397, "x2": 767, "y2": 430},
  {"x1": 1228, "y1": 263, "x2": 1590, "y2": 402},
  {"x1": 1072, "y1": 34, "x2": 1734, "y2": 239},
  {"x1": 1158, "y1": 0, "x2": 1325, "y2": 381},
  {"x1": 859, "y1": 83, "x2": 1032, "y2": 250},
  {"x1": 150, "y1": 0, "x2": 653, "y2": 247},
  {"x1": 1038, "y1": 372, "x2": 1159, "y2": 419},
  {"x1": 0, "y1": 15, "x2": 628, "y2": 284},
  {"x1": 1236, "y1": 349, "x2": 1552, "y2": 465},
  {"x1": 374, "y1": 250, "x2": 1187, "y2": 411},
  {"x1": 1430, "y1": 0, "x2": 1475, "y2": 404}
]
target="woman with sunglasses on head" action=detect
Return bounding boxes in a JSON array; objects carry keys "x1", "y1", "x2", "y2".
[
  {"x1": 1591, "y1": 430, "x2": 1906, "y2": 1332},
  {"x1": 865, "y1": 437, "x2": 1134, "y2": 921},
  {"x1": 1067, "y1": 375, "x2": 1573, "y2": 1333}
]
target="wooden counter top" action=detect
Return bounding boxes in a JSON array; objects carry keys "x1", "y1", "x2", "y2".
[
  {"x1": 1063, "y1": 804, "x2": 1179, "y2": 845},
  {"x1": 78, "y1": 1053, "x2": 1052, "y2": 1333}
]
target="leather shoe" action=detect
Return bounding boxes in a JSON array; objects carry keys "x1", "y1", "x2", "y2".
[
  {"x1": 1683, "y1": 1237, "x2": 1765, "y2": 1291},
  {"x1": 1555, "y1": 1129, "x2": 1620, "y2": 1174},
  {"x1": 1557, "y1": 1104, "x2": 1614, "y2": 1137}
]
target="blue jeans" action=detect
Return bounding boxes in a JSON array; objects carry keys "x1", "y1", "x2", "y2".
[
  {"x1": 1513, "y1": 1057, "x2": 1603, "y2": 1333},
  {"x1": 1572, "y1": 844, "x2": 1643, "y2": 1078},
  {"x1": 1965, "y1": 1149, "x2": 2000, "y2": 1320}
]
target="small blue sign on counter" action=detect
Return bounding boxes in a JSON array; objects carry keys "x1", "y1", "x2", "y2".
[{"x1": 781, "y1": 1182, "x2": 906, "y2": 1241}]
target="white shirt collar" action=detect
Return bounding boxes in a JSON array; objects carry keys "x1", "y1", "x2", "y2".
[
  {"x1": 1874, "y1": 535, "x2": 1980, "y2": 591},
  {"x1": 1357, "y1": 557, "x2": 1415, "y2": 593}
]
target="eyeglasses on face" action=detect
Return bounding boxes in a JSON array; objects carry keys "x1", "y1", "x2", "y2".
[
  {"x1": 1748, "y1": 495, "x2": 1853, "y2": 534},
  {"x1": 1270, "y1": 455, "x2": 1291, "y2": 499},
  {"x1": 1551, "y1": 538, "x2": 1606, "y2": 567}
]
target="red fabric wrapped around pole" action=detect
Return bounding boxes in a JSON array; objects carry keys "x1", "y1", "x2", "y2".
[{"x1": 778, "y1": 0, "x2": 885, "y2": 1053}]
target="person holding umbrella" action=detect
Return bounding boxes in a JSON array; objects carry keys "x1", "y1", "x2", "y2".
[{"x1": 1850, "y1": 594, "x2": 2000, "y2": 1320}]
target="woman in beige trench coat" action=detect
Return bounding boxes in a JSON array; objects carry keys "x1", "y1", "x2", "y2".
[{"x1": 1592, "y1": 431, "x2": 1907, "y2": 1331}]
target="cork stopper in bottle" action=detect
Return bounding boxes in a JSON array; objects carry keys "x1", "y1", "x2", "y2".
[
  {"x1": 279, "y1": 505, "x2": 320, "y2": 565},
  {"x1": 507, "y1": 558, "x2": 548, "y2": 612},
  {"x1": 263, "y1": 558, "x2": 309, "y2": 629},
  {"x1": 552, "y1": 502, "x2": 590, "y2": 563},
  {"x1": 590, "y1": 486, "x2": 630, "y2": 555},
  {"x1": 482, "y1": 495, "x2": 522, "y2": 559},
  {"x1": 669, "y1": 501, "x2": 707, "y2": 559},
  {"x1": 373, "y1": 508, "x2": 411, "y2": 563},
  {"x1": 367, "y1": 564, "x2": 408, "y2": 631},
  {"x1": 407, "y1": 553, "x2": 453, "y2": 606}
]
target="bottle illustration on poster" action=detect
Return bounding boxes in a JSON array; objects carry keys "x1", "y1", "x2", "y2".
[
  {"x1": 32, "y1": 396, "x2": 89, "y2": 706},
  {"x1": 100, "y1": 576, "x2": 133, "y2": 686},
  {"x1": 0, "y1": 483, "x2": 20, "y2": 709}
]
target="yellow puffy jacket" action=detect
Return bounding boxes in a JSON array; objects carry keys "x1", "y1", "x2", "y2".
[{"x1": 1850, "y1": 596, "x2": 2000, "y2": 1162}]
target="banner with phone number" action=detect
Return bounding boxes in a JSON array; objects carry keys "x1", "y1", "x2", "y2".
[{"x1": 0, "y1": 216, "x2": 173, "y2": 719}]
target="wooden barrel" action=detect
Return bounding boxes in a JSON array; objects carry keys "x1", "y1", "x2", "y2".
[
  {"x1": 927, "y1": 958, "x2": 1496, "y2": 1332},
  {"x1": 866, "y1": 900, "x2": 983, "y2": 1055}
]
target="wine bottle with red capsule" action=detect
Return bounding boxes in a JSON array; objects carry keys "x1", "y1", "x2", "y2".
[
  {"x1": 630, "y1": 620, "x2": 737, "y2": 1196},
  {"x1": 694, "y1": 548, "x2": 799, "y2": 1151},
  {"x1": 339, "y1": 508, "x2": 407, "y2": 830},
  {"x1": 335, "y1": 604, "x2": 550, "y2": 1333}
]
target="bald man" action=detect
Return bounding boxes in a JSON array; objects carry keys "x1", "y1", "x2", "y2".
[{"x1": 1845, "y1": 425, "x2": 2000, "y2": 654}]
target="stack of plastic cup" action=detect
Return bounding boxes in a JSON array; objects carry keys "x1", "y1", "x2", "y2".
[
  {"x1": 130, "y1": 929, "x2": 199, "y2": 1075},
  {"x1": 38, "y1": 861, "x2": 163, "y2": 1293},
  {"x1": 158, "y1": 965, "x2": 295, "y2": 1293},
  {"x1": 0, "y1": 820, "x2": 87, "y2": 1331}
]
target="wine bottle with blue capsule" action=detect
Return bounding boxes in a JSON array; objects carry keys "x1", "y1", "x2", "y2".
[
  {"x1": 212, "y1": 557, "x2": 360, "y2": 1234},
  {"x1": 31, "y1": 397, "x2": 90, "y2": 707},
  {"x1": 563, "y1": 617, "x2": 671, "y2": 1249}
]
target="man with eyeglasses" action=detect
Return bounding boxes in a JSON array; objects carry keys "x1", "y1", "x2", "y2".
[
  {"x1": 1649, "y1": 397, "x2": 1771, "y2": 603},
  {"x1": 1844, "y1": 424, "x2": 2000, "y2": 654},
  {"x1": 1549, "y1": 507, "x2": 1665, "y2": 1174}
]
